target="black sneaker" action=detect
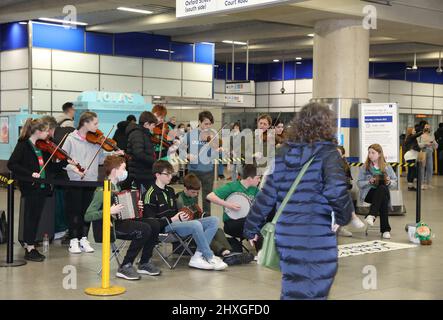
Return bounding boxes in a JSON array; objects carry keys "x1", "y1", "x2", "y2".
[
  {"x1": 223, "y1": 252, "x2": 254, "y2": 266},
  {"x1": 24, "y1": 249, "x2": 45, "y2": 262}
]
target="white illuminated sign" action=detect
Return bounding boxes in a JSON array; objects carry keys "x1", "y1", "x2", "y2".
[{"x1": 176, "y1": 0, "x2": 299, "y2": 18}]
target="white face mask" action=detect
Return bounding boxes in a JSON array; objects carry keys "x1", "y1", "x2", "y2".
[{"x1": 116, "y1": 169, "x2": 128, "y2": 182}]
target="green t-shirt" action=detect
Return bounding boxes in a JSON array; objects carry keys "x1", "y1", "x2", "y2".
[
  {"x1": 213, "y1": 180, "x2": 259, "y2": 222},
  {"x1": 370, "y1": 167, "x2": 383, "y2": 189}
]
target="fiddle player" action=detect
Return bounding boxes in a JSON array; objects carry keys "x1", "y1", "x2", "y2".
[
  {"x1": 63, "y1": 111, "x2": 124, "y2": 255},
  {"x1": 181, "y1": 111, "x2": 219, "y2": 216},
  {"x1": 152, "y1": 105, "x2": 173, "y2": 160},
  {"x1": 7, "y1": 118, "x2": 67, "y2": 262},
  {"x1": 125, "y1": 111, "x2": 157, "y2": 191}
]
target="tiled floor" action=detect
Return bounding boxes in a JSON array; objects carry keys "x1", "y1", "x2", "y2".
[{"x1": 0, "y1": 175, "x2": 441, "y2": 300}]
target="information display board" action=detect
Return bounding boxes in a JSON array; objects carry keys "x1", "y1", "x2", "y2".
[{"x1": 359, "y1": 103, "x2": 399, "y2": 163}]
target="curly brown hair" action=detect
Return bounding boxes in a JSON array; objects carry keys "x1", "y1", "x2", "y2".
[{"x1": 287, "y1": 102, "x2": 336, "y2": 143}]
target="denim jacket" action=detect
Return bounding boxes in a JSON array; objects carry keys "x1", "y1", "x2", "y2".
[{"x1": 357, "y1": 165, "x2": 397, "y2": 204}]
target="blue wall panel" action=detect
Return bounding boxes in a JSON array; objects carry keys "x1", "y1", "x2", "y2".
[
  {"x1": 405, "y1": 69, "x2": 420, "y2": 82},
  {"x1": 373, "y1": 62, "x2": 405, "y2": 80},
  {"x1": 114, "y1": 33, "x2": 171, "y2": 59},
  {"x1": 85, "y1": 32, "x2": 113, "y2": 55},
  {"x1": 295, "y1": 59, "x2": 313, "y2": 79},
  {"x1": 1, "y1": 23, "x2": 28, "y2": 50},
  {"x1": 284, "y1": 61, "x2": 295, "y2": 80},
  {"x1": 195, "y1": 42, "x2": 214, "y2": 64},
  {"x1": 419, "y1": 68, "x2": 443, "y2": 84},
  {"x1": 171, "y1": 42, "x2": 193, "y2": 62},
  {"x1": 32, "y1": 23, "x2": 84, "y2": 51}
]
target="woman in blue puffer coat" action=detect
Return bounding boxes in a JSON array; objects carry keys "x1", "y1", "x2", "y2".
[{"x1": 244, "y1": 103, "x2": 353, "y2": 300}]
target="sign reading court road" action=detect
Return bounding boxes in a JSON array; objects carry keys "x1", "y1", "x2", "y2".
[{"x1": 176, "y1": 0, "x2": 299, "y2": 18}]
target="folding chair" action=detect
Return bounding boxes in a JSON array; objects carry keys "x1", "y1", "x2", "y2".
[
  {"x1": 97, "y1": 240, "x2": 128, "y2": 275},
  {"x1": 154, "y1": 217, "x2": 194, "y2": 269}
]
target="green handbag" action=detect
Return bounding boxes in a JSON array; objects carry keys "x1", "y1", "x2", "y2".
[{"x1": 258, "y1": 157, "x2": 315, "y2": 271}]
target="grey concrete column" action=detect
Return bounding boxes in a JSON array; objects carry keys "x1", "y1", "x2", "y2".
[{"x1": 311, "y1": 19, "x2": 370, "y2": 161}]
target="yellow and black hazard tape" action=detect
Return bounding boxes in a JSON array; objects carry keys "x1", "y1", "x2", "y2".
[
  {"x1": 0, "y1": 174, "x2": 14, "y2": 185},
  {"x1": 349, "y1": 162, "x2": 415, "y2": 168},
  {"x1": 169, "y1": 157, "x2": 246, "y2": 165}
]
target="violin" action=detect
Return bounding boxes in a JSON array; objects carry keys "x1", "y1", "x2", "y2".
[
  {"x1": 86, "y1": 129, "x2": 120, "y2": 152},
  {"x1": 151, "y1": 122, "x2": 172, "y2": 149},
  {"x1": 35, "y1": 139, "x2": 85, "y2": 173}
]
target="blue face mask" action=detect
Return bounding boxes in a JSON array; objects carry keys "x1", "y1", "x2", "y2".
[{"x1": 117, "y1": 170, "x2": 128, "y2": 182}]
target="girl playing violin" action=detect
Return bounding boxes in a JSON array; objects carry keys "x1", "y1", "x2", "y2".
[
  {"x1": 7, "y1": 118, "x2": 67, "y2": 262},
  {"x1": 151, "y1": 105, "x2": 173, "y2": 160},
  {"x1": 62, "y1": 111, "x2": 124, "y2": 254}
]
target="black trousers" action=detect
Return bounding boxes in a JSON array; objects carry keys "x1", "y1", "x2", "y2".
[
  {"x1": 65, "y1": 187, "x2": 96, "y2": 240},
  {"x1": 406, "y1": 160, "x2": 417, "y2": 183},
  {"x1": 115, "y1": 218, "x2": 161, "y2": 266},
  {"x1": 224, "y1": 218, "x2": 246, "y2": 239},
  {"x1": 365, "y1": 185, "x2": 391, "y2": 233},
  {"x1": 22, "y1": 190, "x2": 48, "y2": 246}
]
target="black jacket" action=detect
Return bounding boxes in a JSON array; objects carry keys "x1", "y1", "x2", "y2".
[
  {"x1": 113, "y1": 121, "x2": 131, "y2": 152},
  {"x1": 404, "y1": 131, "x2": 423, "y2": 152},
  {"x1": 435, "y1": 128, "x2": 443, "y2": 150},
  {"x1": 125, "y1": 122, "x2": 155, "y2": 183},
  {"x1": 7, "y1": 139, "x2": 65, "y2": 196}
]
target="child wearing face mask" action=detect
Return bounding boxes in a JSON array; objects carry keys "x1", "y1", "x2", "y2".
[{"x1": 85, "y1": 155, "x2": 161, "y2": 280}]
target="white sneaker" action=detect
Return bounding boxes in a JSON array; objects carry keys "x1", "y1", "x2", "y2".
[
  {"x1": 351, "y1": 216, "x2": 365, "y2": 229},
  {"x1": 188, "y1": 254, "x2": 215, "y2": 270},
  {"x1": 382, "y1": 232, "x2": 391, "y2": 239},
  {"x1": 79, "y1": 237, "x2": 95, "y2": 253},
  {"x1": 365, "y1": 215, "x2": 376, "y2": 226},
  {"x1": 208, "y1": 256, "x2": 228, "y2": 271},
  {"x1": 421, "y1": 184, "x2": 428, "y2": 190},
  {"x1": 338, "y1": 227, "x2": 353, "y2": 237},
  {"x1": 68, "y1": 238, "x2": 81, "y2": 254}
]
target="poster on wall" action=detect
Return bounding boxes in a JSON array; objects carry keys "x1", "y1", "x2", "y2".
[
  {"x1": 0, "y1": 117, "x2": 9, "y2": 144},
  {"x1": 359, "y1": 103, "x2": 399, "y2": 163}
]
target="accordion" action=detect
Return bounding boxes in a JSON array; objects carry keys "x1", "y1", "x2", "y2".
[{"x1": 114, "y1": 190, "x2": 143, "y2": 220}]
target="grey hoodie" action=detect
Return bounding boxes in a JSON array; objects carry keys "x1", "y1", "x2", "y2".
[
  {"x1": 63, "y1": 130, "x2": 105, "y2": 181},
  {"x1": 55, "y1": 113, "x2": 74, "y2": 128}
]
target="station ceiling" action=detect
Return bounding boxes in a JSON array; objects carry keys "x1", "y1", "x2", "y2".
[{"x1": 1, "y1": 0, "x2": 442, "y2": 66}]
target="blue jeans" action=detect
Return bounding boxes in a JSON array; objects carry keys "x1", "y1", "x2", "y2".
[
  {"x1": 420, "y1": 148, "x2": 434, "y2": 184},
  {"x1": 164, "y1": 216, "x2": 219, "y2": 259}
]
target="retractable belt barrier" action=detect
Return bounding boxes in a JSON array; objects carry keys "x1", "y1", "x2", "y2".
[
  {"x1": 0, "y1": 173, "x2": 102, "y2": 268},
  {"x1": 348, "y1": 162, "x2": 415, "y2": 168}
]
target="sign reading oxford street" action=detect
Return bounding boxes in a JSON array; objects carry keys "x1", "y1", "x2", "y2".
[{"x1": 176, "y1": 0, "x2": 302, "y2": 19}]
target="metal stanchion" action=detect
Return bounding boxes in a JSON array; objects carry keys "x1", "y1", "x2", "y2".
[
  {"x1": 0, "y1": 173, "x2": 27, "y2": 267},
  {"x1": 85, "y1": 179, "x2": 125, "y2": 296},
  {"x1": 405, "y1": 160, "x2": 421, "y2": 233}
]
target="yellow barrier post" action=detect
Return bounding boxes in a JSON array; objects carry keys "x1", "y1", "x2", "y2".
[
  {"x1": 399, "y1": 146, "x2": 403, "y2": 175},
  {"x1": 85, "y1": 180, "x2": 125, "y2": 296}
]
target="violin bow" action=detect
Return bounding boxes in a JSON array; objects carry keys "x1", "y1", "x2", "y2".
[
  {"x1": 198, "y1": 123, "x2": 229, "y2": 158},
  {"x1": 271, "y1": 112, "x2": 281, "y2": 129},
  {"x1": 84, "y1": 126, "x2": 114, "y2": 175},
  {"x1": 159, "y1": 122, "x2": 165, "y2": 158},
  {"x1": 38, "y1": 133, "x2": 69, "y2": 175},
  {"x1": 32, "y1": 133, "x2": 69, "y2": 185}
]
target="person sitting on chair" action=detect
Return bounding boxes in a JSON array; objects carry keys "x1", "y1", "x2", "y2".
[
  {"x1": 357, "y1": 144, "x2": 397, "y2": 239},
  {"x1": 176, "y1": 173, "x2": 254, "y2": 265},
  {"x1": 85, "y1": 155, "x2": 161, "y2": 281},
  {"x1": 143, "y1": 160, "x2": 228, "y2": 271},
  {"x1": 206, "y1": 164, "x2": 261, "y2": 251}
]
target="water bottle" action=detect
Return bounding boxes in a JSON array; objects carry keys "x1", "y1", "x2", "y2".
[{"x1": 42, "y1": 233, "x2": 49, "y2": 253}]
